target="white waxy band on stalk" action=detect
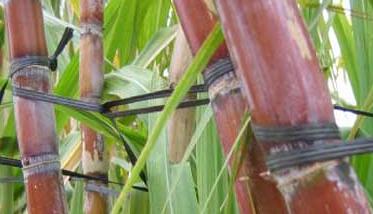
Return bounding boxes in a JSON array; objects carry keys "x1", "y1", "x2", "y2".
[
  {"x1": 22, "y1": 154, "x2": 61, "y2": 181},
  {"x1": 80, "y1": 23, "x2": 103, "y2": 37}
]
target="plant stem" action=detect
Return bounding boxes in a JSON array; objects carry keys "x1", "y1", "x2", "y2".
[
  {"x1": 215, "y1": 0, "x2": 371, "y2": 212},
  {"x1": 174, "y1": 0, "x2": 256, "y2": 212},
  {"x1": 80, "y1": 0, "x2": 109, "y2": 213},
  {"x1": 4, "y1": 0, "x2": 67, "y2": 213},
  {"x1": 168, "y1": 26, "x2": 194, "y2": 164}
]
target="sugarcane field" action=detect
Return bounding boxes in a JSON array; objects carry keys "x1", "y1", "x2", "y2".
[{"x1": 1, "y1": 0, "x2": 373, "y2": 213}]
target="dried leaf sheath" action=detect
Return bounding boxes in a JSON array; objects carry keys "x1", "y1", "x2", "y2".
[
  {"x1": 168, "y1": 26, "x2": 194, "y2": 164},
  {"x1": 80, "y1": 0, "x2": 109, "y2": 213},
  {"x1": 215, "y1": 0, "x2": 371, "y2": 212},
  {"x1": 174, "y1": 0, "x2": 254, "y2": 212},
  {"x1": 4, "y1": 0, "x2": 67, "y2": 213}
]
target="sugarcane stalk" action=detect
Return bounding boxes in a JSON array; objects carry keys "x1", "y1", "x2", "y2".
[
  {"x1": 215, "y1": 0, "x2": 371, "y2": 212},
  {"x1": 80, "y1": 0, "x2": 109, "y2": 213},
  {"x1": 168, "y1": 26, "x2": 194, "y2": 164},
  {"x1": 173, "y1": 0, "x2": 255, "y2": 212},
  {"x1": 4, "y1": 0, "x2": 67, "y2": 213}
]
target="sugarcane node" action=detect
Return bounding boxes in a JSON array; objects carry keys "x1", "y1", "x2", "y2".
[
  {"x1": 251, "y1": 123, "x2": 341, "y2": 143},
  {"x1": 256, "y1": 122, "x2": 373, "y2": 172},
  {"x1": 266, "y1": 138, "x2": 373, "y2": 172},
  {"x1": 80, "y1": 23, "x2": 103, "y2": 37},
  {"x1": 9, "y1": 56, "x2": 50, "y2": 78},
  {"x1": 203, "y1": 57, "x2": 234, "y2": 87},
  {"x1": 203, "y1": 57, "x2": 242, "y2": 101},
  {"x1": 85, "y1": 181, "x2": 119, "y2": 197},
  {"x1": 9, "y1": 27, "x2": 73, "y2": 77},
  {"x1": 21, "y1": 154, "x2": 60, "y2": 180},
  {"x1": 0, "y1": 155, "x2": 150, "y2": 193},
  {"x1": 251, "y1": 123, "x2": 342, "y2": 171},
  {"x1": 207, "y1": 73, "x2": 241, "y2": 101}
]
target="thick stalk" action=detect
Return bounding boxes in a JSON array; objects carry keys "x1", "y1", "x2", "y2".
[
  {"x1": 168, "y1": 26, "x2": 194, "y2": 163},
  {"x1": 215, "y1": 0, "x2": 371, "y2": 213},
  {"x1": 174, "y1": 0, "x2": 255, "y2": 212},
  {"x1": 80, "y1": 0, "x2": 109, "y2": 213},
  {"x1": 4, "y1": 0, "x2": 67, "y2": 213}
]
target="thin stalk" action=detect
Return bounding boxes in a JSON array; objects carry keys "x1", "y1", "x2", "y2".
[
  {"x1": 215, "y1": 0, "x2": 371, "y2": 212},
  {"x1": 4, "y1": 0, "x2": 67, "y2": 213},
  {"x1": 173, "y1": 0, "x2": 256, "y2": 212},
  {"x1": 168, "y1": 26, "x2": 194, "y2": 164},
  {"x1": 80, "y1": 0, "x2": 109, "y2": 213}
]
